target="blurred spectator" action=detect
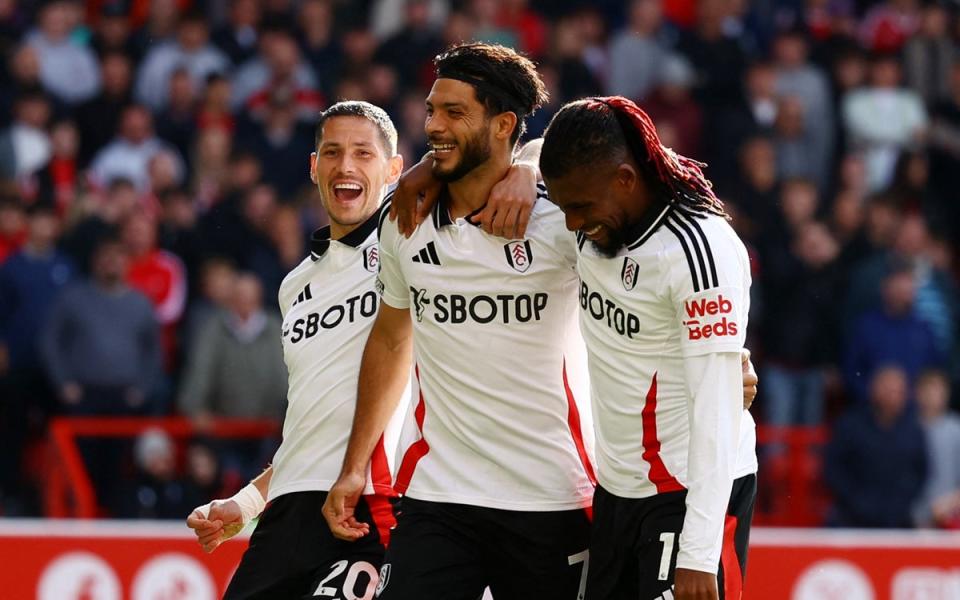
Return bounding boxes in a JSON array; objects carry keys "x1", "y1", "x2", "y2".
[
  {"x1": 771, "y1": 28, "x2": 833, "y2": 187},
  {"x1": 237, "y1": 88, "x2": 314, "y2": 200},
  {"x1": 0, "y1": 206, "x2": 74, "y2": 510},
  {"x1": 130, "y1": 0, "x2": 181, "y2": 57},
  {"x1": 156, "y1": 188, "x2": 202, "y2": 286},
  {"x1": 902, "y1": 2, "x2": 953, "y2": 106},
  {"x1": 121, "y1": 211, "x2": 187, "y2": 371},
  {"x1": 844, "y1": 259, "x2": 944, "y2": 402},
  {"x1": 711, "y1": 61, "x2": 778, "y2": 181},
  {"x1": 551, "y1": 16, "x2": 602, "y2": 103},
  {"x1": 90, "y1": 2, "x2": 139, "y2": 61},
  {"x1": 177, "y1": 273, "x2": 286, "y2": 425},
  {"x1": 88, "y1": 104, "x2": 185, "y2": 193},
  {"x1": 644, "y1": 54, "x2": 701, "y2": 159},
  {"x1": 773, "y1": 96, "x2": 825, "y2": 187},
  {"x1": 371, "y1": 0, "x2": 448, "y2": 40},
  {"x1": 74, "y1": 52, "x2": 133, "y2": 166},
  {"x1": 181, "y1": 440, "x2": 231, "y2": 512},
  {"x1": 196, "y1": 74, "x2": 235, "y2": 134},
  {"x1": 134, "y1": 9, "x2": 229, "y2": 112},
  {"x1": 606, "y1": 0, "x2": 671, "y2": 101},
  {"x1": 375, "y1": 0, "x2": 443, "y2": 89},
  {"x1": 211, "y1": 0, "x2": 261, "y2": 65},
  {"x1": 249, "y1": 204, "x2": 305, "y2": 301},
  {"x1": 155, "y1": 68, "x2": 198, "y2": 161},
  {"x1": 0, "y1": 90, "x2": 52, "y2": 180},
  {"x1": 40, "y1": 235, "x2": 161, "y2": 415},
  {"x1": 498, "y1": 0, "x2": 549, "y2": 59},
  {"x1": 25, "y1": 0, "x2": 101, "y2": 105},
  {"x1": 182, "y1": 257, "x2": 237, "y2": 348},
  {"x1": 859, "y1": 0, "x2": 921, "y2": 54},
  {"x1": 296, "y1": 0, "x2": 341, "y2": 96},
  {"x1": 231, "y1": 25, "x2": 319, "y2": 112},
  {"x1": 913, "y1": 370, "x2": 960, "y2": 528},
  {"x1": 0, "y1": 197, "x2": 26, "y2": 265},
  {"x1": 0, "y1": 45, "x2": 45, "y2": 128},
  {"x1": 116, "y1": 428, "x2": 194, "y2": 519},
  {"x1": 825, "y1": 365, "x2": 928, "y2": 528},
  {"x1": 677, "y1": 0, "x2": 748, "y2": 107},
  {"x1": 471, "y1": 0, "x2": 518, "y2": 49},
  {"x1": 928, "y1": 62, "x2": 960, "y2": 240},
  {"x1": 762, "y1": 221, "x2": 842, "y2": 426},
  {"x1": 842, "y1": 53, "x2": 927, "y2": 192},
  {"x1": 25, "y1": 119, "x2": 80, "y2": 215},
  {"x1": 723, "y1": 135, "x2": 778, "y2": 242},
  {"x1": 191, "y1": 127, "x2": 233, "y2": 208}
]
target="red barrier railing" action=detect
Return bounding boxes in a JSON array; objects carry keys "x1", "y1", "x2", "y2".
[
  {"x1": 754, "y1": 425, "x2": 830, "y2": 526},
  {"x1": 45, "y1": 417, "x2": 279, "y2": 518}
]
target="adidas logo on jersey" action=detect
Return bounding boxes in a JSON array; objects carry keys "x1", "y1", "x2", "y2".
[
  {"x1": 411, "y1": 241, "x2": 442, "y2": 265},
  {"x1": 292, "y1": 283, "x2": 313, "y2": 306}
]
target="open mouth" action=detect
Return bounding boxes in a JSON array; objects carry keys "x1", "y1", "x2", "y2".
[
  {"x1": 583, "y1": 224, "x2": 603, "y2": 239},
  {"x1": 333, "y1": 181, "x2": 363, "y2": 202},
  {"x1": 429, "y1": 141, "x2": 456, "y2": 157}
]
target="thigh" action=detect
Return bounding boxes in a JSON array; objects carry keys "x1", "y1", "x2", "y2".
[
  {"x1": 224, "y1": 495, "x2": 320, "y2": 600},
  {"x1": 717, "y1": 474, "x2": 758, "y2": 600},
  {"x1": 486, "y1": 506, "x2": 592, "y2": 600},
  {"x1": 376, "y1": 499, "x2": 486, "y2": 600},
  {"x1": 585, "y1": 486, "x2": 638, "y2": 600},
  {"x1": 633, "y1": 492, "x2": 687, "y2": 599}
]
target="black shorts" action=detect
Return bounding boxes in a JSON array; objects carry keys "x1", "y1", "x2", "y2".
[
  {"x1": 375, "y1": 497, "x2": 592, "y2": 600},
  {"x1": 586, "y1": 474, "x2": 757, "y2": 600},
  {"x1": 223, "y1": 491, "x2": 396, "y2": 600}
]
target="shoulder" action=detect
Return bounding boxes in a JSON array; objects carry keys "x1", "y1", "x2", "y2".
[
  {"x1": 279, "y1": 257, "x2": 315, "y2": 301},
  {"x1": 376, "y1": 191, "x2": 398, "y2": 243},
  {"x1": 655, "y1": 209, "x2": 747, "y2": 287}
]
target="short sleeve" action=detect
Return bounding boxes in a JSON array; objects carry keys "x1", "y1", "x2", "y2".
[{"x1": 376, "y1": 202, "x2": 410, "y2": 309}]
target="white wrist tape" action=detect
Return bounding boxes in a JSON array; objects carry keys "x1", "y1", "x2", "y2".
[{"x1": 230, "y1": 482, "x2": 267, "y2": 524}]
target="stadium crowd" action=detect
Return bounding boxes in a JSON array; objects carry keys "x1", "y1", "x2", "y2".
[{"x1": 0, "y1": 0, "x2": 957, "y2": 529}]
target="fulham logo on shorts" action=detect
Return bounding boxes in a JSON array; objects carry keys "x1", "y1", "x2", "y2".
[
  {"x1": 621, "y1": 257, "x2": 639, "y2": 291},
  {"x1": 504, "y1": 240, "x2": 533, "y2": 273},
  {"x1": 376, "y1": 563, "x2": 391, "y2": 597},
  {"x1": 363, "y1": 244, "x2": 379, "y2": 272}
]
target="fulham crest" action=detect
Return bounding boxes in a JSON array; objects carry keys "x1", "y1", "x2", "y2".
[
  {"x1": 504, "y1": 240, "x2": 533, "y2": 273},
  {"x1": 621, "y1": 257, "x2": 639, "y2": 291},
  {"x1": 363, "y1": 244, "x2": 379, "y2": 272}
]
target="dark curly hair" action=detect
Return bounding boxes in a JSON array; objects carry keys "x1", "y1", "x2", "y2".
[
  {"x1": 434, "y1": 42, "x2": 549, "y2": 145},
  {"x1": 540, "y1": 96, "x2": 726, "y2": 218}
]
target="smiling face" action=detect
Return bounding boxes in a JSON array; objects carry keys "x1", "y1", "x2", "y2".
[
  {"x1": 424, "y1": 78, "x2": 498, "y2": 182},
  {"x1": 544, "y1": 161, "x2": 651, "y2": 257},
  {"x1": 310, "y1": 115, "x2": 402, "y2": 237}
]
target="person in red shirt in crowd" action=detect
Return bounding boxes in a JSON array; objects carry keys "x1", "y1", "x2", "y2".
[
  {"x1": 121, "y1": 210, "x2": 187, "y2": 371},
  {"x1": 0, "y1": 197, "x2": 27, "y2": 265}
]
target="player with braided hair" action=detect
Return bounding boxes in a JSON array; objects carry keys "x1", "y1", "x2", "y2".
[{"x1": 541, "y1": 97, "x2": 757, "y2": 600}]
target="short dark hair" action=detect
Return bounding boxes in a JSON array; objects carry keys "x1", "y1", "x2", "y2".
[
  {"x1": 314, "y1": 101, "x2": 398, "y2": 155},
  {"x1": 434, "y1": 42, "x2": 548, "y2": 145},
  {"x1": 541, "y1": 97, "x2": 726, "y2": 217}
]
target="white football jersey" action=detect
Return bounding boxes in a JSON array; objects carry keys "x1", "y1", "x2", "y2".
[
  {"x1": 269, "y1": 211, "x2": 405, "y2": 501},
  {"x1": 375, "y1": 187, "x2": 596, "y2": 511},
  {"x1": 575, "y1": 203, "x2": 755, "y2": 573}
]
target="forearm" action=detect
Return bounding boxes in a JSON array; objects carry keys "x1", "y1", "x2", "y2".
[
  {"x1": 340, "y1": 308, "x2": 412, "y2": 477},
  {"x1": 677, "y1": 352, "x2": 742, "y2": 574},
  {"x1": 250, "y1": 465, "x2": 272, "y2": 499}
]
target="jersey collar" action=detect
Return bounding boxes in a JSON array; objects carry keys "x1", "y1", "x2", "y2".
[
  {"x1": 432, "y1": 186, "x2": 484, "y2": 229},
  {"x1": 309, "y1": 207, "x2": 380, "y2": 260},
  {"x1": 625, "y1": 199, "x2": 672, "y2": 250}
]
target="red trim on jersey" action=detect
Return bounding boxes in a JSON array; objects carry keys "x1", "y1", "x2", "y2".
[
  {"x1": 721, "y1": 515, "x2": 743, "y2": 600},
  {"x1": 563, "y1": 361, "x2": 597, "y2": 486},
  {"x1": 370, "y1": 435, "x2": 397, "y2": 498},
  {"x1": 640, "y1": 373, "x2": 685, "y2": 493},
  {"x1": 394, "y1": 365, "x2": 430, "y2": 494},
  {"x1": 364, "y1": 494, "x2": 397, "y2": 548}
]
